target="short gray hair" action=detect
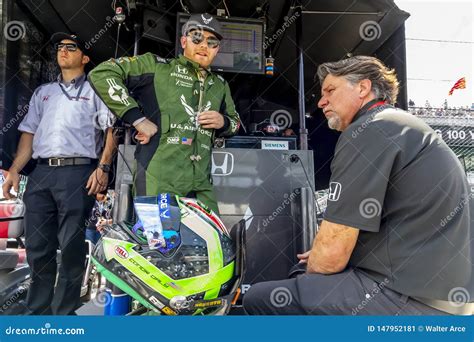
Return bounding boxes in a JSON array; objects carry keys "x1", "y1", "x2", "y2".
[{"x1": 317, "y1": 56, "x2": 399, "y2": 104}]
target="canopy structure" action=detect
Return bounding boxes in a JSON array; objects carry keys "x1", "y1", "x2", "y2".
[{"x1": 2, "y1": 0, "x2": 409, "y2": 185}]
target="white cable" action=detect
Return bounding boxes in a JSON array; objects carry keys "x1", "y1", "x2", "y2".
[
  {"x1": 180, "y1": 0, "x2": 190, "y2": 13},
  {"x1": 223, "y1": 0, "x2": 230, "y2": 16}
]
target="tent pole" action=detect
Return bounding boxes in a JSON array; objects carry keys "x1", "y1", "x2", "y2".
[{"x1": 296, "y1": 2, "x2": 308, "y2": 150}]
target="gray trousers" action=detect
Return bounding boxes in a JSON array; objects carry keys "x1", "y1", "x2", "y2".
[{"x1": 243, "y1": 267, "x2": 450, "y2": 315}]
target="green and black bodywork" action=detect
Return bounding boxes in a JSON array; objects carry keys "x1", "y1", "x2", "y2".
[
  {"x1": 91, "y1": 195, "x2": 245, "y2": 315},
  {"x1": 88, "y1": 54, "x2": 240, "y2": 213}
]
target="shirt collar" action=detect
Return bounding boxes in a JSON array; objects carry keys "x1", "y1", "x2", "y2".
[
  {"x1": 351, "y1": 98, "x2": 388, "y2": 123},
  {"x1": 57, "y1": 73, "x2": 86, "y2": 88},
  {"x1": 178, "y1": 54, "x2": 212, "y2": 73}
]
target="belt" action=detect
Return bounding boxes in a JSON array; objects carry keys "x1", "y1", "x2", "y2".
[
  {"x1": 37, "y1": 157, "x2": 97, "y2": 167},
  {"x1": 413, "y1": 296, "x2": 474, "y2": 315}
]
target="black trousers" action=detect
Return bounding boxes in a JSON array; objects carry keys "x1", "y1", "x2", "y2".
[
  {"x1": 243, "y1": 267, "x2": 450, "y2": 315},
  {"x1": 23, "y1": 164, "x2": 96, "y2": 315}
]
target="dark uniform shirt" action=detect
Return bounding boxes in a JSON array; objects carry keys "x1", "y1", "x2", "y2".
[{"x1": 324, "y1": 99, "x2": 473, "y2": 301}]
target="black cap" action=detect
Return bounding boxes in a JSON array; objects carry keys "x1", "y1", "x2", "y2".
[
  {"x1": 182, "y1": 13, "x2": 223, "y2": 40},
  {"x1": 51, "y1": 32, "x2": 87, "y2": 52}
]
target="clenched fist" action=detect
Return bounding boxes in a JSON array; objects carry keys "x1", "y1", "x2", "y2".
[
  {"x1": 134, "y1": 118, "x2": 158, "y2": 144},
  {"x1": 198, "y1": 111, "x2": 225, "y2": 129}
]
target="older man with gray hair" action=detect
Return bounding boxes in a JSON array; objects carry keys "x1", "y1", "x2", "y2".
[{"x1": 243, "y1": 56, "x2": 473, "y2": 315}]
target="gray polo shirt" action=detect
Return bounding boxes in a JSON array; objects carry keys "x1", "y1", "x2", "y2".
[
  {"x1": 324, "y1": 100, "x2": 473, "y2": 301},
  {"x1": 18, "y1": 74, "x2": 115, "y2": 159}
]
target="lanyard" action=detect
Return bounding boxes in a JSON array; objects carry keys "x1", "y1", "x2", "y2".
[
  {"x1": 367, "y1": 100, "x2": 387, "y2": 111},
  {"x1": 58, "y1": 79, "x2": 85, "y2": 101}
]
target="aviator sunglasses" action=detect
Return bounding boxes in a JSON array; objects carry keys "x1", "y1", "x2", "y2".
[
  {"x1": 188, "y1": 31, "x2": 220, "y2": 49},
  {"x1": 55, "y1": 43, "x2": 79, "y2": 52}
]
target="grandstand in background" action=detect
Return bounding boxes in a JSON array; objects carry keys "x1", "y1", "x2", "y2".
[{"x1": 409, "y1": 106, "x2": 474, "y2": 186}]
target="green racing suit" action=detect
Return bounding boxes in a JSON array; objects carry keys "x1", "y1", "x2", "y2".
[{"x1": 88, "y1": 53, "x2": 240, "y2": 213}]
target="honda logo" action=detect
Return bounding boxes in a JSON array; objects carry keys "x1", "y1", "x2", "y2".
[
  {"x1": 211, "y1": 152, "x2": 234, "y2": 176},
  {"x1": 328, "y1": 182, "x2": 342, "y2": 202},
  {"x1": 176, "y1": 65, "x2": 188, "y2": 74}
]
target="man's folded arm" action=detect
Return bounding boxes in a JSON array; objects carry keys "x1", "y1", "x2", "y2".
[
  {"x1": 88, "y1": 53, "x2": 158, "y2": 125},
  {"x1": 307, "y1": 220, "x2": 359, "y2": 274}
]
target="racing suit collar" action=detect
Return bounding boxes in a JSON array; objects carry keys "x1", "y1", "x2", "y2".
[{"x1": 178, "y1": 54, "x2": 212, "y2": 73}]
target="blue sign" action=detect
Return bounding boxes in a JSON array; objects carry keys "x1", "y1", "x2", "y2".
[{"x1": 0, "y1": 316, "x2": 471, "y2": 342}]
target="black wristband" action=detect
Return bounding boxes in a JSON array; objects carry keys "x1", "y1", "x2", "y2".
[
  {"x1": 215, "y1": 116, "x2": 230, "y2": 137},
  {"x1": 122, "y1": 107, "x2": 144, "y2": 125},
  {"x1": 98, "y1": 163, "x2": 111, "y2": 173}
]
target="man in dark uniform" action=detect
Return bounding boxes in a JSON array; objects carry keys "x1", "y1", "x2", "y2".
[
  {"x1": 243, "y1": 56, "x2": 473, "y2": 315},
  {"x1": 2, "y1": 33, "x2": 116, "y2": 315}
]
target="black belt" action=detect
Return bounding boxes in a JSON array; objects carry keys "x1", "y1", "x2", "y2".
[{"x1": 37, "y1": 157, "x2": 97, "y2": 167}]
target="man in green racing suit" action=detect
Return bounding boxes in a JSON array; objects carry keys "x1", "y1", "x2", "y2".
[{"x1": 88, "y1": 13, "x2": 240, "y2": 213}]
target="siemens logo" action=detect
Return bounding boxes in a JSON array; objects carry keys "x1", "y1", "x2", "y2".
[{"x1": 261, "y1": 141, "x2": 289, "y2": 150}]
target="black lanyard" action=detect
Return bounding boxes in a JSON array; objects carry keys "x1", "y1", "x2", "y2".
[{"x1": 58, "y1": 79, "x2": 85, "y2": 101}]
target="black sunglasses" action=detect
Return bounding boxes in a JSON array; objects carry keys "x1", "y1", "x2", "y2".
[
  {"x1": 188, "y1": 32, "x2": 220, "y2": 49},
  {"x1": 55, "y1": 43, "x2": 78, "y2": 52}
]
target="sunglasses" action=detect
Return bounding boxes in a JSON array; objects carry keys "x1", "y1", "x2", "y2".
[
  {"x1": 55, "y1": 43, "x2": 78, "y2": 52},
  {"x1": 188, "y1": 32, "x2": 220, "y2": 49}
]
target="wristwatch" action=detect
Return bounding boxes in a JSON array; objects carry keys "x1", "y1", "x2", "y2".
[{"x1": 98, "y1": 163, "x2": 111, "y2": 173}]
